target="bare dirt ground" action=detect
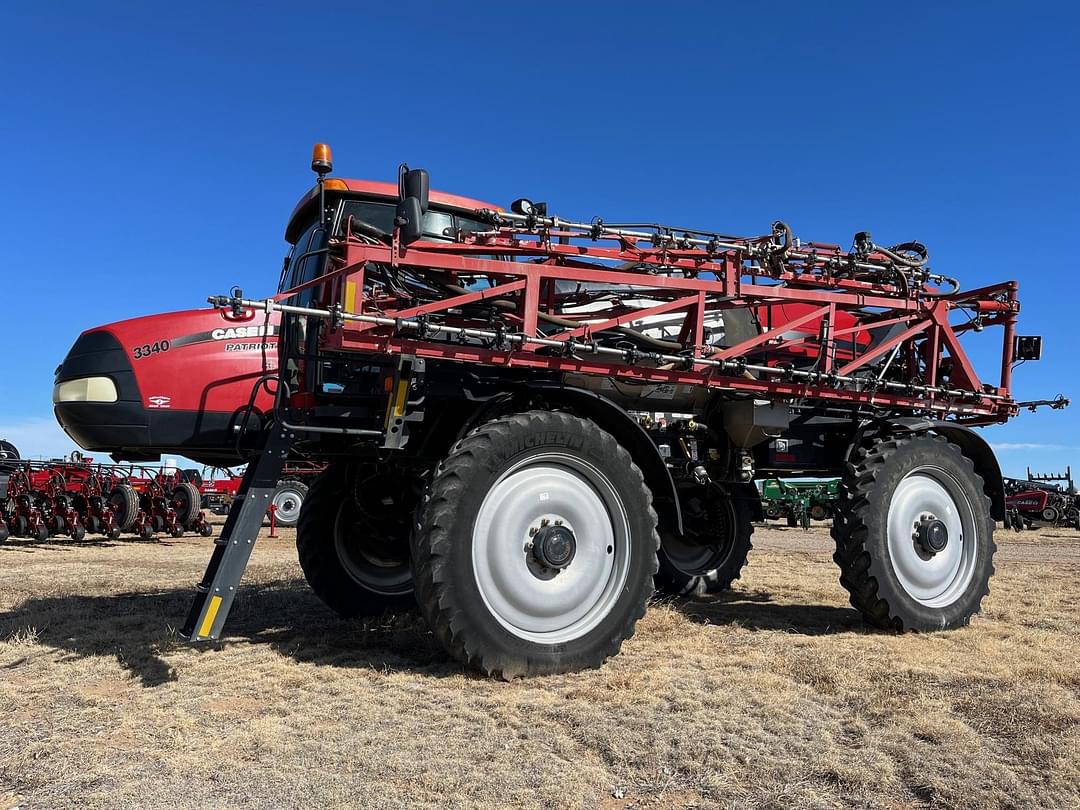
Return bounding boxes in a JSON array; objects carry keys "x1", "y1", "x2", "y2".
[{"x1": 1, "y1": 521, "x2": 1078, "y2": 809}]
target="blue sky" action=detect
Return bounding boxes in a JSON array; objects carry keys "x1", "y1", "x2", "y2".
[{"x1": 1, "y1": 2, "x2": 1076, "y2": 478}]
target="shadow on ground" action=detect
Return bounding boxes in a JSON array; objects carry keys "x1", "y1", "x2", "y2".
[
  {"x1": 0, "y1": 579, "x2": 454, "y2": 687},
  {"x1": 672, "y1": 587, "x2": 864, "y2": 635},
  {"x1": 0, "y1": 536, "x2": 169, "y2": 553},
  {"x1": 2, "y1": 574, "x2": 869, "y2": 687}
]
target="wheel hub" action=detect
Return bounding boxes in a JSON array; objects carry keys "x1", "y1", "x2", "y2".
[
  {"x1": 531, "y1": 523, "x2": 577, "y2": 570},
  {"x1": 914, "y1": 514, "x2": 949, "y2": 555}
]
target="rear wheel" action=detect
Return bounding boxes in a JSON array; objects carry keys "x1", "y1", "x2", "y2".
[
  {"x1": 656, "y1": 484, "x2": 753, "y2": 596},
  {"x1": 832, "y1": 433, "x2": 995, "y2": 630},
  {"x1": 270, "y1": 480, "x2": 308, "y2": 528},
  {"x1": 296, "y1": 464, "x2": 414, "y2": 618},
  {"x1": 411, "y1": 411, "x2": 658, "y2": 678}
]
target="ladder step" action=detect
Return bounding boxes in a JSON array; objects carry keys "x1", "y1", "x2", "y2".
[{"x1": 181, "y1": 426, "x2": 292, "y2": 641}]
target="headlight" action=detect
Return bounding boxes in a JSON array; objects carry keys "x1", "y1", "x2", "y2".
[{"x1": 53, "y1": 377, "x2": 118, "y2": 404}]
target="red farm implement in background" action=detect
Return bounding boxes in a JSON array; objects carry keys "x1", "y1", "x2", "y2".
[
  {"x1": 0, "y1": 447, "x2": 214, "y2": 543},
  {"x1": 1004, "y1": 467, "x2": 1079, "y2": 530},
  {"x1": 198, "y1": 460, "x2": 326, "y2": 528},
  {"x1": 56, "y1": 145, "x2": 1068, "y2": 678}
]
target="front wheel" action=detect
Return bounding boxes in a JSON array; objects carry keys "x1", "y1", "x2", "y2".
[
  {"x1": 296, "y1": 464, "x2": 414, "y2": 618},
  {"x1": 832, "y1": 433, "x2": 995, "y2": 631},
  {"x1": 411, "y1": 411, "x2": 659, "y2": 679}
]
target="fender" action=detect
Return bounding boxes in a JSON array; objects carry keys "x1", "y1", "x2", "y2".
[
  {"x1": 874, "y1": 418, "x2": 1007, "y2": 521},
  {"x1": 519, "y1": 384, "x2": 685, "y2": 536}
]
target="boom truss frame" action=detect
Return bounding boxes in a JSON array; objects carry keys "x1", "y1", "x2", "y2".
[{"x1": 223, "y1": 212, "x2": 1024, "y2": 425}]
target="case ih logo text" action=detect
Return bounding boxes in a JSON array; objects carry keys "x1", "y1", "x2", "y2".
[
  {"x1": 147, "y1": 396, "x2": 171, "y2": 409},
  {"x1": 211, "y1": 325, "x2": 275, "y2": 341}
]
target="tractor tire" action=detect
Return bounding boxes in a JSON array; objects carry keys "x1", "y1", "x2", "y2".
[
  {"x1": 411, "y1": 411, "x2": 659, "y2": 678},
  {"x1": 270, "y1": 480, "x2": 308, "y2": 528},
  {"x1": 108, "y1": 485, "x2": 140, "y2": 531},
  {"x1": 809, "y1": 504, "x2": 828, "y2": 522},
  {"x1": 832, "y1": 433, "x2": 995, "y2": 631},
  {"x1": 171, "y1": 482, "x2": 202, "y2": 528},
  {"x1": 296, "y1": 464, "x2": 414, "y2": 618},
  {"x1": 656, "y1": 485, "x2": 753, "y2": 596},
  {"x1": 1041, "y1": 506, "x2": 1060, "y2": 523}
]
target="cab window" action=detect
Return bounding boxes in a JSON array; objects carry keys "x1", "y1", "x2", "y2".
[{"x1": 279, "y1": 220, "x2": 329, "y2": 303}]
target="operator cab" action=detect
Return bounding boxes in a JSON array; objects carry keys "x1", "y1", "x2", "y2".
[{"x1": 279, "y1": 178, "x2": 497, "y2": 301}]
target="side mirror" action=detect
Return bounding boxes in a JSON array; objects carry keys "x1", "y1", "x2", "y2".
[
  {"x1": 398, "y1": 165, "x2": 430, "y2": 214},
  {"x1": 395, "y1": 197, "x2": 424, "y2": 245}
]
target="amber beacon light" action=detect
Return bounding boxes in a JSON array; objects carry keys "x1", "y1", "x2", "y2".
[{"x1": 311, "y1": 143, "x2": 333, "y2": 175}]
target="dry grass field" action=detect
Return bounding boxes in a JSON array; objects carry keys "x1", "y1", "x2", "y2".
[{"x1": 1, "y1": 520, "x2": 1078, "y2": 809}]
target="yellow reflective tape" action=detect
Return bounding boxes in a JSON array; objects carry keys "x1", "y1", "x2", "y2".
[
  {"x1": 199, "y1": 595, "x2": 223, "y2": 638},
  {"x1": 393, "y1": 379, "x2": 409, "y2": 417},
  {"x1": 384, "y1": 377, "x2": 410, "y2": 427},
  {"x1": 345, "y1": 281, "x2": 357, "y2": 314},
  {"x1": 384, "y1": 381, "x2": 396, "y2": 427}
]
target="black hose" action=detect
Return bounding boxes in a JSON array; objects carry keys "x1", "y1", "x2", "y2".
[{"x1": 879, "y1": 241, "x2": 928, "y2": 268}]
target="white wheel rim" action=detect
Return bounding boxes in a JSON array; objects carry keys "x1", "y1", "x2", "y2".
[
  {"x1": 471, "y1": 453, "x2": 631, "y2": 644},
  {"x1": 272, "y1": 486, "x2": 303, "y2": 523},
  {"x1": 886, "y1": 467, "x2": 978, "y2": 607}
]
